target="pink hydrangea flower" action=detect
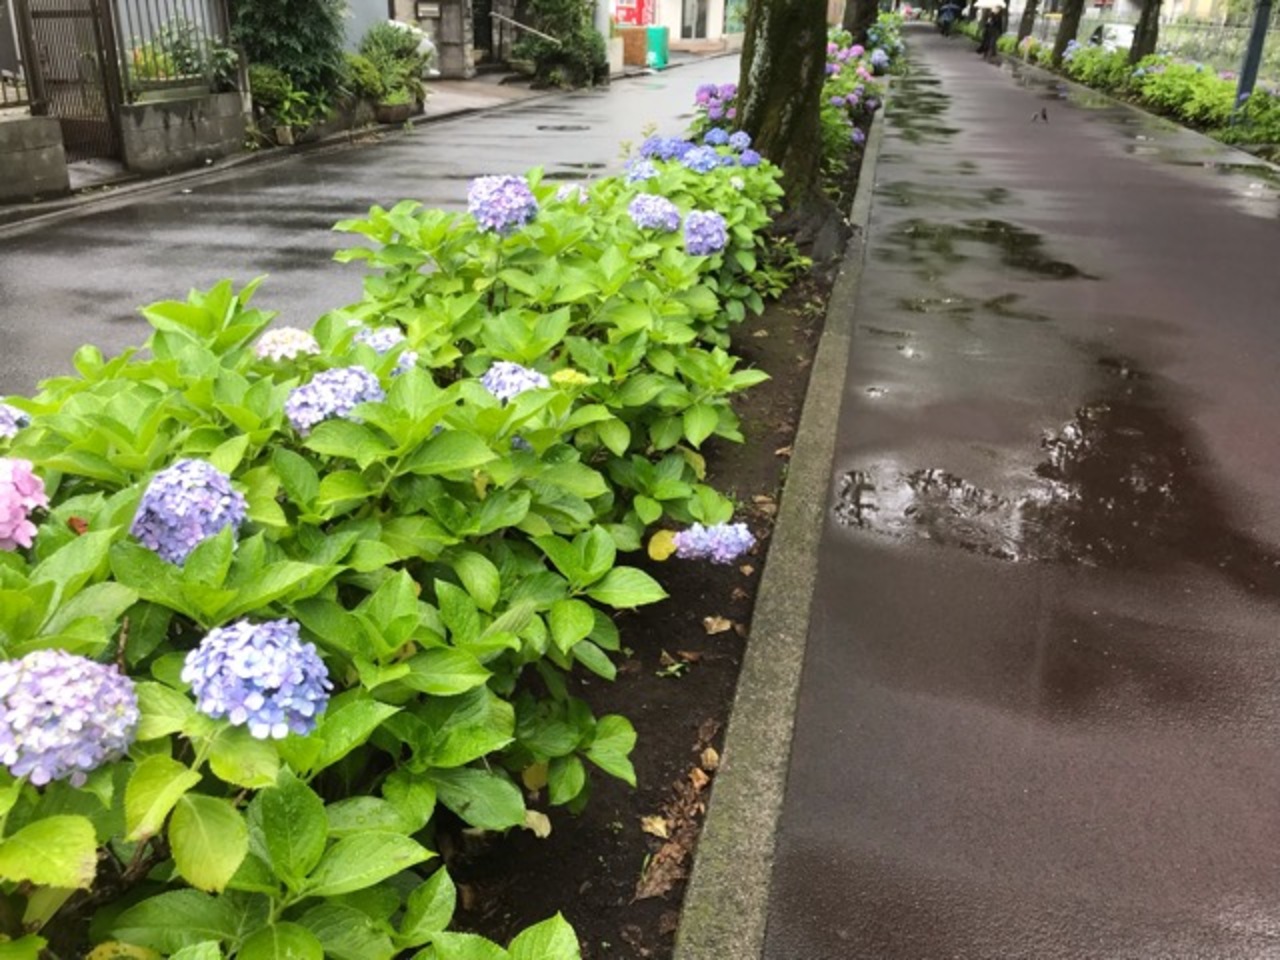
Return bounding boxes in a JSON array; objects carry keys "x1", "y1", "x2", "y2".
[{"x1": 0, "y1": 458, "x2": 48, "y2": 551}]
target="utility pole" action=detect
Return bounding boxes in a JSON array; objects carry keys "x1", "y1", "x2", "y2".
[{"x1": 1234, "y1": 0, "x2": 1272, "y2": 115}]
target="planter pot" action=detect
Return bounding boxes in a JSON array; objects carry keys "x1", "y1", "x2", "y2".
[
  {"x1": 375, "y1": 102, "x2": 415, "y2": 124},
  {"x1": 274, "y1": 125, "x2": 295, "y2": 146}
]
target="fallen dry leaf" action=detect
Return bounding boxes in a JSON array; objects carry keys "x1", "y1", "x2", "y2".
[
  {"x1": 740, "y1": 564, "x2": 755, "y2": 576},
  {"x1": 640, "y1": 815, "x2": 671, "y2": 839},
  {"x1": 634, "y1": 840, "x2": 690, "y2": 900},
  {"x1": 774, "y1": 445, "x2": 793, "y2": 458},
  {"x1": 702, "y1": 615, "x2": 733, "y2": 635},
  {"x1": 751, "y1": 328, "x2": 769, "y2": 338},
  {"x1": 689, "y1": 767, "x2": 711, "y2": 791},
  {"x1": 523, "y1": 810, "x2": 552, "y2": 839},
  {"x1": 701, "y1": 747, "x2": 721, "y2": 771},
  {"x1": 659, "y1": 911, "x2": 681, "y2": 936},
  {"x1": 697, "y1": 718, "x2": 722, "y2": 744},
  {"x1": 732, "y1": 587, "x2": 750, "y2": 601},
  {"x1": 676, "y1": 650, "x2": 703, "y2": 663},
  {"x1": 659, "y1": 649, "x2": 678, "y2": 667}
]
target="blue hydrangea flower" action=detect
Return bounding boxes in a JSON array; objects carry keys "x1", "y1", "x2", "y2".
[
  {"x1": 739, "y1": 149, "x2": 762, "y2": 168},
  {"x1": 0, "y1": 649, "x2": 138, "y2": 786},
  {"x1": 704, "y1": 127, "x2": 730, "y2": 146},
  {"x1": 481, "y1": 361, "x2": 550, "y2": 403},
  {"x1": 639, "y1": 136, "x2": 694, "y2": 161},
  {"x1": 681, "y1": 145, "x2": 723, "y2": 174},
  {"x1": 728, "y1": 130, "x2": 752, "y2": 151},
  {"x1": 852, "y1": 127, "x2": 867, "y2": 146},
  {"x1": 0, "y1": 403, "x2": 28, "y2": 440},
  {"x1": 131, "y1": 459, "x2": 247, "y2": 565},
  {"x1": 285, "y1": 366, "x2": 385, "y2": 436},
  {"x1": 353, "y1": 326, "x2": 419, "y2": 374},
  {"x1": 626, "y1": 158, "x2": 659, "y2": 183},
  {"x1": 467, "y1": 175, "x2": 539, "y2": 235},
  {"x1": 628, "y1": 194, "x2": 681, "y2": 233},
  {"x1": 684, "y1": 210, "x2": 728, "y2": 256},
  {"x1": 672, "y1": 522, "x2": 755, "y2": 564},
  {"x1": 870, "y1": 48, "x2": 891, "y2": 70},
  {"x1": 182, "y1": 619, "x2": 331, "y2": 740}
]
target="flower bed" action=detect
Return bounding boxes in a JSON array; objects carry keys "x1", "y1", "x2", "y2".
[{"x1": 0, "y1": 27, "x2": 900, "y2": 960}]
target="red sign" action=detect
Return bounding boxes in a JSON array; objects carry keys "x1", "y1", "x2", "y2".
[{"x1": 613, "y1": 0, "x2": 652, "y2": 25}]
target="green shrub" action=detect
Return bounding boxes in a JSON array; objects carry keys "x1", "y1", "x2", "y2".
[
  {"x1": 1062, "y1": 44, "x2": 1130, "y2": 91},
  {"x1": 343, "y1": 52, "x2": 384, "y2": 101},
  {"x1": 513, "y1": 0, "x2": 607, "y2": 88},
  {"x1": 232, "y1": 0, "x2": 345, "y2": 95},
  {"x1": 248, "y1": 63, "x2": 291, "y2": 110}
]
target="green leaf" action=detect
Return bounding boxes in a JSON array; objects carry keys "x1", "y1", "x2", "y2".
[
  {"x1": 381, "y1": 771, "x2": 438, "y2": 831},
  {"x1": 450, "y1": 551, "x2": 501, "y2": 613},
  {"x1": 134, "y1": 682, "x2": 195, "y2": 741},
  {"x1": 547, "y1": 756, "x2": 586, "y2": 806},
  {"x1": 547, "y1": 600, "x2": 594, "y2": 654},
  {"x1": 209, "y1": 435, "x2": 251, "y2": 475},
  {"x1": 585, "y1": 716, "x2": 636, "y2": 786},
  {"x1": 583, "y1": 567, "x2": 667, "y2": 608},
  {"x1": 0, "y1": 937, "x2": 47, "y2": 960},
  {"x1": 169, "y1": 944, "x2": 224, "y2": 960},
  {"x1": 595, "y1": 419, "x2": 631, "y2": 457},
  {"x1": 682, "y1": 404, "x2": 719, "y2": 447},
  {"x1": 429, "y1": 933, "x2": 510, "y2": 960},
  {"x1": 400, "y1": 648, "x2": 491, "y2": 697},
  {"x1": 316, "y1": 470, "x2": 371, "y2": 506},
  {"x1": 633, "y1": 496, "x2": 662, "y2": 526},
  {"x1": 324, "y1": 798, "x2": 410, "y2": 838},
  {"x1": 258, "y1": 770, "x2": 327, "y2": 887},
  {"x1": 430, "y1": 767, "x2": 525, "y2": 831},
  {"x1": 169, "y1": 795, "x2": 249, "y2": 893},
  {"x1": 31, "y1": 529, "x2": 115, "y2": 606},
  {"x1": 110, "y1": 891, "x2": 244, "y2": 954},
  {"x1": 239, "y1": 924, "x2": 324, "y2": 960},
  {"x1": 508, "y1": 914, "x2": 580, "y2": 960},
  {"x1": 272, "y1": 448, "x2": 320, "y2": 507},
  {"x1": 209, "y1": 726, "x2": 280, "y2": 789},
  {"x1": 398, "y1": 869, "x2": 457, "y2": 947},
  {"x1": 311, "y1": 699, "x2": 401, "y2": 773},
  {"x1": 125, "y1": 755, "x2": 202, "y2": 840},
  {"x1": 302, "y1": 832, "x2": 433, "y2": 898},
  {"x1": 305, "y1": 419, "x2": 391, "y2": 469},
  {"x1": 0, "y1": 815, "x2": 98, "y2": 888},
  {"x1": 402, "y1": 431, "x2": 496, "y2": 477},
  {"x1": 297, "y1": 904, "x2": 396, "y2": 960}
]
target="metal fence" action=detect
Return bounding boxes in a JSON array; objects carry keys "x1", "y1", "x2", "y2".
[{"x1": 112, "y1": 0, "x2": 234, "y2": 100}]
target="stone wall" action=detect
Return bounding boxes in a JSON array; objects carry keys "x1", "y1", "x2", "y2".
[
  {"x1": 118, "y1": 91, "x2": 244, "y2": 175},
  {"x1": 0, "y1": 116, "x2": 69, "y2": 203}
]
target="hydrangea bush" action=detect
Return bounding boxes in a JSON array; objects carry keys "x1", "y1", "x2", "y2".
[{"x1": 0, "y1": 51, "x2": 876, "y2": 956}]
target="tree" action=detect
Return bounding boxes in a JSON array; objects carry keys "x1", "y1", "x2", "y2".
[
  {"x1": 1128, "y1": 0, "x2": 1162, "y2": 62},
  {"x1": 1017, "y1": 0, "x2": 1038, "y2": 41},
  {"x1": 739, "y1": 0, "x2": 846, "y2": 257},
  {"x1": 843, "y1": 0, "x2": 879, "y2": 45},
  {"x1": 1050, "y1": 0, "x2": 1086, "y2": 64}
]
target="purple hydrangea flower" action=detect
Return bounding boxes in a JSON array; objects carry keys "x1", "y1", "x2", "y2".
[
  {"x1": 830, "y1": 95, "x2": 847, "y2": 107},
  {"x1": 131, "y1": 459, "x2": 246, "y2": 565},
  {"x1": 628, "y1": 194, "x2": 682, "y2": 233},
  {"x1": 728, "y1": 131, "x2": 752, "y2": 151},
  {"x1": 826, "y1": 63, "x2": 840, "y2": 76},
  {"x1": 739, "y1": 149, "x2": 762, "y2": 168},
  {"x1": 354, "y1": 326, "x2": 419, "y2": 374},
  {"x1": 182, "y1": 619, "x2": 331, "y2": 740},
  {"x1": 0, "y1": 403, "x2": 29, "y2": 440},
  {"x1": 254, "y1": 327, "x2": 320, "y2": 362},
  {"x1": 481, "y1": 361, "x2": 550, "y2": 403},
  {"x1": 683, "y1": 210, "x2": 728, "y2": 256},
  {"x1": 626, "y1": 158, "x2": 660, "y2": 183},
  {"x1": 852, "y1": 127, "x2": 867, "y2": 146},
  {"x1": 870, "y1": 48, "x2": 891, "y2": 71},
  {"x1": 672, "y1": 522, "x2": 755, "y2": 564},
  {"x1": 681, "y1": 145, "x2": 723, "y2": 174},
  {"x1": 467, "y1": 175, "x2": 539, "y2": 235},
  {"x1": 639, "y1": 136, "x2": 694, "y2": 161},
  {"x1": 704, "y1": 127, "x2": 730, "y2": 146},
  {"x1": 0, "y1": 650, "x2": 138, "y2": 786},
  {"x1": 0, "y1": 459, "x2": 45, "y2": 552},
  {"x1": 285, "y1": 366, "x2": 385, "y2": 436}
]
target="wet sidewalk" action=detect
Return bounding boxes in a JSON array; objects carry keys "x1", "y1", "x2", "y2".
[{"x1": 765, "y1": 27, "x2": 1280, "y2": 959}]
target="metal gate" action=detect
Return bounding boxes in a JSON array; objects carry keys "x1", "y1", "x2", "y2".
[{"x1": 15, "y1": 0, "x2": 122, "y2": 160}]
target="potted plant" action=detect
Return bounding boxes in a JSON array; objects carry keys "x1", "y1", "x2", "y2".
[{"x1": 375, "y1": 86, "x2": 416, "y2": 124}]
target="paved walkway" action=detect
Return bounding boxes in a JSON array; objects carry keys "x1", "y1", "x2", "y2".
[
  {"x1": 0, "y1": 59, "x2": 736, "y2": 394},
  {"x1": 766, "y1": 27, "x2": 1280, "y2": 959}
]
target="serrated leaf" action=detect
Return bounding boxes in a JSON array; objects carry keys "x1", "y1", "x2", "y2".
[
  {"x1": 302, "y1": 833, "x2": 433, "y2": 898},
  {"x1": 169, "y1": 795, "x2": 248, "y2": 893},
  {"x1": 508, "y1": 914, "x2": 580, "y2": 960},
  {"x1": 125, "y1": 756, "x2": 201, "y2": 840},
  {"x1": 584, "y1": 567, "x2": 667, "y2": 608},
  {"x1": 398, "y1": 869, "x2": 457, "y2": 947},
  {"x1": 0, "y1": 815, "x2": 98, "y2": 888}
]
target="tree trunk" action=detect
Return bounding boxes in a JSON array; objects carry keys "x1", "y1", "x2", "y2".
[
  {"x1": 1129, "y1": 0, "x2": 1162, "y2": 62},
  {"x1": 1050, "y1": 0, "x2": 1086, "y2": 65},
  {"x1": 1017, "y1": 0, "x2": 1038, "y2": 41},
  {"x1": 842, "y1": 0, "x2": 879, "y2": 45}
]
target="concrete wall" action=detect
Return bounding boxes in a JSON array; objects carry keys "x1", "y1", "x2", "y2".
[
  {"x1": 118, "y1": 90, "x2": 243, "y2": 174},
  {"x1": 392, "y1": 0, "x2": 473, "y2": 78},
  {"x1": 345, "y1": 0, "x2": 389, "y2": 50},
  {"x1": 0, "y1": 116, "x2": 69, "y2": 202}
]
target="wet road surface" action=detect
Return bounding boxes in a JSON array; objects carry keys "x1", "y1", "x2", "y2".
[
  {"x1": 0, "y1": 61, "x2": 736, "y2": 395},
  {"x1": 766, "y1": 27, "x2": 1280, "y2": 959}
]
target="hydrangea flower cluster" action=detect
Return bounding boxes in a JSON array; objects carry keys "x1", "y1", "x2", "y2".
[
  {"x1": 182, "y1": 619, "x2": 331, "y2": 740},
  {"x1": 639, "y1": 136, "x2": 694, "y2": 161},
  {"x1": 467, "y1": 175, "x2": 539, "y2": 235},
  {"x1": 353, "y1": 326, "x2": 419, "y2": 373},
  {"x1": 673, "y1": 522, "x2": 756, "y2": 564},
  {"x1": 0, "y1": 650, "x2": 138, "y2": 786},
  {"x1": 555, "y1": 183, "x2": 590, "y2": 204},
  {"x1": 684, "y1": 210, "x2": 728, "y2": 256},
  {"x1": 481, "y1": 361, "x2": 550, "y2": 403},
  {"x1": 728, "y1": 130, "x2": 752, "y2": 152},
  {"x1": 0, "y1": 458, "x2": 48, "y2": 552},
  {"x1": 852, "y1": 127, "x2": 867, "y2": 146},
  {"x1": 626, "y1": 158, "x2": 659, "y2": 183},
  {"x1": 682, "y1": 145, "x2": 727, "y2": 174},
  {"x1": 0, "y1": 403, "x2": 29, "y2": 440},
  {"x1": 870, "y1": 48, "x2": 891, "y2": 71},
  {"x1": 704, "y1": 127, "x2": 730, "y2": 146},
  {"x1": 254, "y1": 327, "x2": 321, "y2": 362},
  {"x1": 285, "y1": 366, "x2": 385, "y2": 436},
  {"x1": 694, "y1": 82, "x2": 738, "y2": 122},
  {"x1": 131, "y1": 459, "x2": 246, "y2": 565},
  {"x1": 739, "y1": 149, "x2": 762, "y2": 168},
  {"x1": 628, "y1": 194, "x2": 681, "y2": 233}
]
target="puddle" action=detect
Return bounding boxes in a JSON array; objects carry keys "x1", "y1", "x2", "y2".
[
  {"x1": 879, "y1": 181, "x2": 1012, "y2": 210},
  {"x1": 536, "y1": 124, "x2": 591, "y2": 131},
  {"x1": 887, "y1": 70, "x2": 961, "y2": 144},
  {"x1": 881, "y1": 218, "x2": 1098, "y2": 280},
  {"x1": 559, "y1": 161, "x2": 607, "y2": 170}
]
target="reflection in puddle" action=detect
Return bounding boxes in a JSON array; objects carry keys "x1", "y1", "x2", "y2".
[
  {"x1": 881, "y1": 218, "x2": 1098, "y2": 280},
  {"x1": 879, "y1": 181, "x2": 1012, "y2": 210},
  {"x1": 887, "y1": 69, "x2": 960, "y2": 144}
]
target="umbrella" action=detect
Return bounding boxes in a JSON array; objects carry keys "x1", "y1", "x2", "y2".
[{"x1": 974, "y1": 0, "x2": 1006, "y2": 8}]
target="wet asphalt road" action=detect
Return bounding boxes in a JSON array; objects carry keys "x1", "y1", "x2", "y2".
[
  {"x1": 766, "y1": 27, "x2": 1280, "y2": 960},
  {"x1": 0, "y1": 60, "x2": 737, "y2": 395}
]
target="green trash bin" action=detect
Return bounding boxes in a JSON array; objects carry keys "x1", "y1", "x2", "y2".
[{"x1": 645, "y1": 25, "x2": 669, "y2": 69}]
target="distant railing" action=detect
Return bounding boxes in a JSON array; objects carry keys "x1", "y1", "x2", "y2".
[
  {"x1": 113, "y1": 0, "x2": 238, "y2": 101},
  {"x1": 489, "y1": 11, "x2": 561, "y2": 46}
]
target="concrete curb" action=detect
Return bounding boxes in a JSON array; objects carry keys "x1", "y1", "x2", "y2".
[{"x1": 672, "y1": 103, "x2": 889, "y2": 960}]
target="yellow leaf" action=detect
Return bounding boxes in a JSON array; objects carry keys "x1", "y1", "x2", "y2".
[
  {"x1": 523, "y1": 810, "x2": 552, "y2": 839},
  {"x1": 648, "y1": 529, "x2": 677, "y2": 561},
  {"x1": 85, "y1": 944, "x2": 162, "y2": 960},
  {"x1": 522, "y1": 762, "x2": 549, "y2": 792},
  {"x1": 640, "y1": 816, "x2": 670, "y2": 839},
  {"x1": 702, "y1": 616, "x2": 733, "y2": 635}
]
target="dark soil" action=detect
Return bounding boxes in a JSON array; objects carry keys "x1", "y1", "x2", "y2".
[{"x1": 448, "y1": 272, "x2": 833, "y2": 958}]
